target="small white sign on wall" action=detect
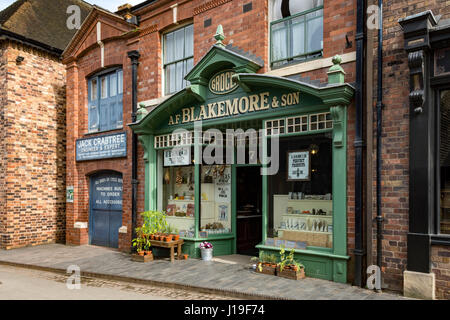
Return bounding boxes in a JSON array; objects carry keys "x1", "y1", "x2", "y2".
[
  {"x1": 164, "y1": 147, "x2": 191, "y2": 166},
  {"x1": 287, "y1": 150, "x2": 310, "y2": 181}
]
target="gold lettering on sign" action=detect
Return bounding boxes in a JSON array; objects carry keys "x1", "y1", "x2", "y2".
[
  {"x1": 209, "y1": 70, "x2": 238, "y2": 95},
  {"x1": 239, "y1": 96, "x2": 249, "y2": 113},
  {"x1": 249, "y1": 94, "x2": 260, "y2": 112},
  {"x1": 167, "y1": 91, "x2": 301, "y2": 126},
  {"x1": 226, "y1": 98, "x2": 239, "y2": 115}
]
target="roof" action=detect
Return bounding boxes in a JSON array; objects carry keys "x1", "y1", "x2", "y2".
[{"x1": 0, "y1": 0, "x2": 92, "y2": 52}]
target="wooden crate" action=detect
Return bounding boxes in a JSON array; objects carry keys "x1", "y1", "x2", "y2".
[
  {"x1": 276, "y1": 266, "x2": 306, "y2": 280},
  {"x1": 131, "y1": 253, "x2": 154, "y2": 262},
  {"x1": 256, "y1": 264, "x2": 276, "y2": 276}
]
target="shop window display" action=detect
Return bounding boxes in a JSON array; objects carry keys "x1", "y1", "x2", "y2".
[
  {"x1": 267, "y1": 133, "x2": 333, "y2": 249},
  {"x1": 199, "y1": 164, "x2": 233, "y2": 237},
  {"x1": 159, "y1": 148, "x2": 196, "y2": 238}
]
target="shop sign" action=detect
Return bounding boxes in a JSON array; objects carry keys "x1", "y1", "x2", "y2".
[
  {"x1": 287, "y1": 150, "x2": 310, "y2": 181},
  {"x1": 209, "y1": 70, "x2": 238, "y2": 95},
  {"x1": 76, "y1": 132, "x2": 127, "y2": 162},
  {"x1": 164, "y1": 147, "x2": 191, "y2": 166},
  {"x1": 168, "y1": 91, "x2": 301, "y2": 126},
  {"x1": 66, "y1": 186, "x2": 74, "y2": 203}
]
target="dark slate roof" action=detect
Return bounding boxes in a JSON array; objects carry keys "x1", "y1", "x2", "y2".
[
  {"x1": 224, "y1": 43, "x2": 265, "y2": 67},
  {"x1": 0, "y1": 0, "x2": 92, "y2": 51}
]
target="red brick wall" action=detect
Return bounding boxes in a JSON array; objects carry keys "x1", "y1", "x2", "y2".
[
  {"x1": 371, "y1": 0, "x2": 450, "y2": 295},
  {"x1": 0, "y1": 41, "x2": 66, "y2": 249},
  {"x1": 0, "y1": 42, "x2": 8, "y2": 247},
  {"x1": 432, "y1": 245, "x2": 450, "y2": 300}
]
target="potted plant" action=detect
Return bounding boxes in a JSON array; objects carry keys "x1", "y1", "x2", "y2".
[
  {"x1": 276, "y1": 246, "x2": 305, "y2": 280},
  {"x1": 143, "y1": 235, "x2": 152, "y2": 256},
  {"x1": 132, "y1": 227, "x2": 145, "y2": 255},
  {"x1": 199, "y1": 241, "x2": 213, "y2": 261},
  {"x1": 252, "y1": 251, "x2": 276, "y2": 276}
]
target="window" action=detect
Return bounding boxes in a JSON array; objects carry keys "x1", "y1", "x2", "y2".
[
  {"x1": 163, "y1": 24, "x2": 194, "y2": 95},
  {"x1": 270, "y1": 0, "x2": 323, "y2": 68},
  {"x1": 88, "y1": 69, "x2": 123, "y2": 133},
  {"x1": 267, "y1": 134, "x2": 333, "y2": 249},
  {"x1": 439, "y1": 89, "x2": 450, "y2": 234}
]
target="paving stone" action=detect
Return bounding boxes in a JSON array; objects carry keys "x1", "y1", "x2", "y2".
[{"x1": 0, "y1": 244, "x2": 409, "y2": 300}]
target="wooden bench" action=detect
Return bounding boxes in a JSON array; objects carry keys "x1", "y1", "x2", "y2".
[{"x1": 150, "y1": 239, "x2": 184, "y2": 263}]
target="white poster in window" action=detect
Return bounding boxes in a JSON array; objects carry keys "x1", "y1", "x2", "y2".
[
  {"x1": 215, "y1": 166, "x2": 231, "y2": 203},
  {"x1": 287, "y1": 150, "x2": 311, "y2": 181},
  {"x1": 164, "y1": 147, "x2": 191, "y2": 166}
]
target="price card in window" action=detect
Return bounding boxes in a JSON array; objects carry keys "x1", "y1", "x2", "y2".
[
  {"x1": 287, "y1": 150, "x2": 310, "y2": 181},
  {"x1": 164, "y1": 147, "x2": 191, "y2": 166}
]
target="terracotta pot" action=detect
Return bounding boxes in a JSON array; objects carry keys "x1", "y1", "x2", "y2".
[
  {"x1": 150, "y1": 234, "x2": 155, "y2": 240},
  {"x1": 161, "y1": 236, "x2": 166, "y2": 242},
  {"x1": 145, "y1": 251, "x2": 152, "y2": 256},
  {"x1": 138, "y1": 251, "x2": 145, "y2": 256},
  {"x1": 173, "y1": 234, "x2": 180, "y2": 241},
  {"x1": 166, "y1": 235, "x2": 173, "y2": 242},
  {"x1": 183, "y1": 254, "x2": 188, "y2": 260},
  {"x1": 292, "y1": 266, "x2": 298, "y2": 272}
]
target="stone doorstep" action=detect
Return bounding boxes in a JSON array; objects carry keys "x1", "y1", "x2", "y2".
[
  {"x1": 403, "y1": 270, "x2": 436, "y2": 300},
  {"x1": 0, "y1": 260, "x2": 289, "y2": 301}
]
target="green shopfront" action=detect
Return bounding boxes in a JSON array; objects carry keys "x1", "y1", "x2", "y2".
[{"x1": 130, "y1": 39, "x2": 354, "y2": 283}]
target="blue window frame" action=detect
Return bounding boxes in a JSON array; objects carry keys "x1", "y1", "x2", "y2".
[
  {"x1": 88, "y1": 69, "x2": 123, "y2": 133},
  {"x1": 270, "y1": 0, "x2": 323, "y2": 68}
]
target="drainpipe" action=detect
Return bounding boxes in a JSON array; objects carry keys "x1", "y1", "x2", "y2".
[
  {"x1": 376, "y1": 0, "x2": 384, "y2": 278},
  {"x1": 128, "y1": 50, "x2": 141, "y2": 250},
  {"x1": 354, "y1": 0, "x2": 366, "y2": 288}
]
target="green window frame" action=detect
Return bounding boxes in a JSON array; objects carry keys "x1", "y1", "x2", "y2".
[{"x1": 270, "y1": 5, "x2": 324, "y2": 68}]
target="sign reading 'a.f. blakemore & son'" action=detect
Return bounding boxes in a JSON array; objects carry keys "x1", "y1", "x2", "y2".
[{"x1": 76, "y1": 132, "x2": 127, "y2": 161}]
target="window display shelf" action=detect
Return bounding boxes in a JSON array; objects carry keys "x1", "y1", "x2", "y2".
[
  {"x1": 283, "y1": 213, "x2": 332, "y2": 219},
  {"x1": 277, "y1": 228, "x2": 332, "y2": 235},
  {"x1": 165, "y1": 216, "x2": 195, "y2": 220}
]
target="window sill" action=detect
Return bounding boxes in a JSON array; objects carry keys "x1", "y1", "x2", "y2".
[
  {"x1": 85, "y1": 127, "x2": 124, "y2": 137},
  {"x1": 431, "y1": 234, "x2": 450, "y2": 246},
  {"x1": 267, "y1": 52, "x2": 356, "y2": 78}
]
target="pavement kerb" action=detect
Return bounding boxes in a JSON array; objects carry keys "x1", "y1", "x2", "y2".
[{"x1": 0, "y1": 260, "x2": 291, "y2": 300}]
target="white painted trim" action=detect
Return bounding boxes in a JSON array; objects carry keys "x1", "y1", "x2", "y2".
[
  {"x1": 170, "y1": 3, "x2": 178, "y2": 25},
  {"x1": 266, "y1": 52, "x2": 356, "y2": 77},
  {"x1": 96, "y1": 22, "x2": 105, "y2": 68}
]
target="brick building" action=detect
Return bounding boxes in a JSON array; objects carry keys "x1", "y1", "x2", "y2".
[
  {"x1": 0, "y1": 0, "x2": 92, "y2": 249},
  {"x1": 61, "y1": 0, "x2": 450, "y2": 299}
]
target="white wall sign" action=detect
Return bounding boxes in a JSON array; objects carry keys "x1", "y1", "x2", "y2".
[
  {"x1": 164, "y1": 147, "x2": 191, "y2": 166},
  {"x1": 287, "y1": 150, "x2": 310, "y2": 181}
]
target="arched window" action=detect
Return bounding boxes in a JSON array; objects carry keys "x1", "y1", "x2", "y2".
[
  {"x1": 270, "y1": 0, "x2": 323, "y2": 68},
  {"x1": 88, "y1": 68, "x2": 123, "y2": 133}
]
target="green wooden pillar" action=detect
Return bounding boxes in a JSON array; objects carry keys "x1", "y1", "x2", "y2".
[
  {"x1": 138, "y1": 135, "x2": 152, "y2": 211},
  {"x1": 330, "y1": 105, "x2": 348, "y2": 283},
  {"x1": 261, "y1": 121, "x2": 268, "y2": 244},
  {"x1": 148, "y1": 135, "x2": 157, "y2": 211}
]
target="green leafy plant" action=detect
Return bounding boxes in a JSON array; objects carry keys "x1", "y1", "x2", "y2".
[
  {"x1": 132, "y1": 227, "x2": 145, "y2": 253},
  {"x1": 277, "y1": 245, "x2": 304, "y2": 272},
  {"x1": 140, "y1": 210, "x2": 169, "y2": 235}
]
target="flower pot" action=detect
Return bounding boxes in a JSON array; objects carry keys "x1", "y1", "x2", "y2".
[
  {"x1": 183, "y1": 254, "x2": 188, "y2": 260},
  {"x1": 173, "y1": 234, "x2": 180, "y2": 241},
  {"x1": 150, "y1": 234, "x2": 155, "y2": 240},
  {"x1": 201, "y1": 248, "x2": 213, "y2": 261},
  {"x1": 138, "y1": 251, "x2": 145, "y2": 256},
  {"x1": 145, "y1": 251, "x2": 152, "y2": 256},
  {"x1": 166, "y1": 235, "x2": 173, "y2": 242}
]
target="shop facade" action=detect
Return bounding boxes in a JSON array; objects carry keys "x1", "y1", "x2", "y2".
[
  {"x1": 130, "y1": 40, "x2": 354, "y2": 282},
  {"x1": 63, "y1": 0, "x2": 358, "y2": 285}
]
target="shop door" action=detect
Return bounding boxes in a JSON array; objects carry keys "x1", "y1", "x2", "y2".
[
  {"x1": 89, "y1": 172, "x2": 123, "y2": 248},
  {"x1": 236, "y1": 166, "x2": 263, "y2": 256}
]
